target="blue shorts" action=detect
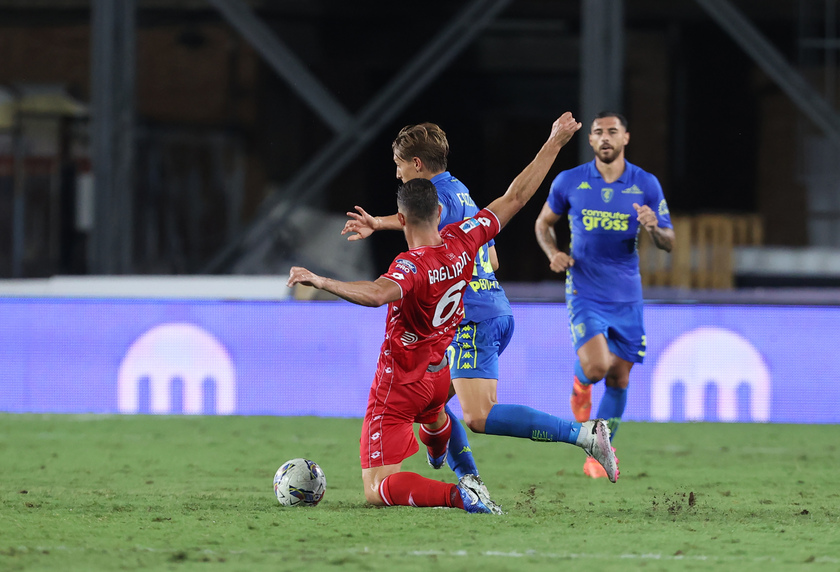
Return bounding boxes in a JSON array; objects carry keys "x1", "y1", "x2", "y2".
[
  {"x1": 566, "y1": 297, "x2": 646, "y2": 364},
  {"x1": 447, "y1": 315, "x2": 514, "y2": 380}
]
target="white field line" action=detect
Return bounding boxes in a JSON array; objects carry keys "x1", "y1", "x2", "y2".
[{"x1": 7, "y1": 545, "x2": 840, "y2": 564}]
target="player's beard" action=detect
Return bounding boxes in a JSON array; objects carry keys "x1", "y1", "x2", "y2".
[{"x1": 597, "y1": 145, "x2": 621, "y2": 164}]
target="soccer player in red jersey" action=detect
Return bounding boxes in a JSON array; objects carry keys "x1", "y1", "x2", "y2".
[{"x1": 287, "y1": 113, "x2": 616, "y2": 513}]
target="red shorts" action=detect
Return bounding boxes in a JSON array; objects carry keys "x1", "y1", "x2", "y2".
[{"x1": 359, "y1": 364, "x2": 450, "y2": 469}]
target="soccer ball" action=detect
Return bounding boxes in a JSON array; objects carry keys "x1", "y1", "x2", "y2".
[{"x1": 273, "y1": 458, "x2": 326, "y2": 507}]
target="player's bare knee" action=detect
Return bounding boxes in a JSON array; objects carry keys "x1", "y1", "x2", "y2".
[
  {"x1": 364, "y1": 483, "x2": 386, "y2": 506},
  {"x1": 463, "y1": 415, "x2": 487, "y2": 434},
  {"x1": 583, "y1": 362, "x2": 609, "y2": 382},
  {"x1": 436, "y1": 408, "x2": 449, "y2": 427}
]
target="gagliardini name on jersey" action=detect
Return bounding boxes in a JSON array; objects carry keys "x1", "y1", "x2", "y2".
[{"x1": 428, "y1": 251, "x2": 471, "y2": 285}]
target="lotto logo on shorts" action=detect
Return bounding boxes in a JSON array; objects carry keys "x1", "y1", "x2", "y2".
[
  {"x1": 650, "y1": 327, "x2": 770, "y2": 422},
  {"x1": 371, "y1": 432, "x2": 380, "y2": 441},
  {"x1": 117, "y1": 323, "x2": 236, "y2": 415}
]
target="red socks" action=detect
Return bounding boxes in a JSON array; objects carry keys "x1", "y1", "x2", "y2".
[
  {"x1": 377, "y1": 417, "x2": 464, "y2": 510},
  {"x1": 418, "y1": 415, "x2": 451, "y2": 460},
  {"x1": 379, "y1": 472, "x2": 463, "y2": 509}
]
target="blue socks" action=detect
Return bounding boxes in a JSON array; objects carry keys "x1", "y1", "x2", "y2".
[
  {"x1": 445, "y1": 402, "x2": 584, "y2": 480},
  {"x1": 596, "y1": 385, "x2": 627, "y2": 438},
  {"x1": 575, "y1": 358, "x2": 626, "y2": 439},
  {"x1": 445, "y1": 405, "x2": 479, "y2": 479},
  {"x1": 484, "y1": 404, "x2": 581, "y2": 444}
]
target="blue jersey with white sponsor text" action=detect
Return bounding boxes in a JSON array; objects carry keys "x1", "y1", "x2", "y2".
[
  {"x1": 547, "y1": 160, "x2": 672, "y2": 303},
  {"x1": 432, "y1": 171, "x2": 513, "y2": 322}
]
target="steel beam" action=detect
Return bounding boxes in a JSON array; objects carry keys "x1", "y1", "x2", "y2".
[
  {"x1": 207, "y1": 0, "x2": 352, "y2": 133},
  {"x1": 90, "y1": 0, "x2": 136, "y2": 274},
  {"x1": 204, "y1": 0, "x2": 513, "y2": 273},
  {"x1": 579, "y1": 0, "x2": 624, "y2": 163},
  {"x1": 695, "y1": 0, "x2": 840, "y2": 151},
  {"x1": 11, "y1": 95, "x2": 25, "y2": 277}
]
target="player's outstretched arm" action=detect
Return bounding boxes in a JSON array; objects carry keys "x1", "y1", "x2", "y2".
[
  {"x1": 485, "y1": 112, "x2": 581, "y2": 229},
  {"x1": 287, "y1": 266, "x2": 401, "y2": 307},
  {"x1": 341, "y1": 207, "x2": 401, "y2": 241}
]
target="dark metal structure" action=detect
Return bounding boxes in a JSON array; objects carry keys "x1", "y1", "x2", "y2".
[
  {"x1": 90, "y1": 0, "x2": 136, "y2": 274},
  {"x1": 1, "y1": 0, "x2": 838, "y2": 277}
]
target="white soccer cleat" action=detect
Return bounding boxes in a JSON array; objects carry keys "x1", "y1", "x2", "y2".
[
  {"x1": 576, "y1": 419, "x2": 619, "y2": 483},
  {"x1": 473, "y1": 475, "x2": 496, "y2": 508},
  {"x1": 457, "y1": 474, "x2": 504, "y2": 514}
]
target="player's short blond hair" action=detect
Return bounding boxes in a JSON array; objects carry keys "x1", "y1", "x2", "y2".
[{"x1": 392, "y1": 123, "x2": 449, "y2": 172}]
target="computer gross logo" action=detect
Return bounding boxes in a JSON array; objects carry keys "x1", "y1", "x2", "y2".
[
  {"x1": 117, "y1": 323, "x2": 236, "y2": 415},
  {"x1": 650, "y1": 326, "x2": 770, "y2": 422}
]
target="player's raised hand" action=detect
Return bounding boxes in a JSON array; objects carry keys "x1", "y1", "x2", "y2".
[
  {"x1": 548, "y1": 112, "x2": 582, "y2": 149},
  {"x1": 632, "y1": 203, "x2": 658, "y2": 231},
  {"x1": 287, "y1": 266, "x2": 323, "y2": 289},
  {"x1": 341, "y1": 206, "x2": 377, "y2": 241},
  {"x1": 549, "y1": 251, "x2": 575, "y2": 273}
]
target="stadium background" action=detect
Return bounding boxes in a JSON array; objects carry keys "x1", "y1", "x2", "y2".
[{"x1": 1, "y1": 0, "x2": 839, "y2": 423}]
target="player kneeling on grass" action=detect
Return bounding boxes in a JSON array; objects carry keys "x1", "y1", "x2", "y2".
[{"x1": 287, "y1": 112, "x2": 617, "y2": 514}]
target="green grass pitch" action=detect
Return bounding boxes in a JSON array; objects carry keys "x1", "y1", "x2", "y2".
[{"x1": 1, "y1": 414, "x2": 838, "y2": 571}]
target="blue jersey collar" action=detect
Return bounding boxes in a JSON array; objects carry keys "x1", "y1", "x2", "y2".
[
  {"x1": 587, "y1": 159, "x2": 632, "y2": 185},
  {"x1": 430, "y1": 171, "x2": 452, "y2": 185}
]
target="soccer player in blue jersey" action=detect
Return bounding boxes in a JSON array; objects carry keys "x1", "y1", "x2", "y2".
[
  {"x1": 342, "y1": 121, "x2": 619, "y2": 485},
  {"x1": 535, "y1": 111, "x2": 674, "y2": 478}
]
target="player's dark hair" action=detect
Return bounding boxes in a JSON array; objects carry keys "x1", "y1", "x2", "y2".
[
  {"x1": 392, "y1": 123, "x2": 449, "y2": 172},
  {"x1": 594, "y1": 111, "x2": 628, "y2": 130},
  {"x1": 396, "y1": 178, "x2": 439, "y2": 225}
]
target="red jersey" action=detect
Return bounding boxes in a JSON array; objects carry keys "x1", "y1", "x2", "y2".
[{"x1": 378, "y1": 208, "x2": 501, "y2": 382}]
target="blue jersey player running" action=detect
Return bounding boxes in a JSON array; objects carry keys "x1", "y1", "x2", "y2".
[
  {"x1": 342, "y1": 121, "x2": 618, "y2": 486},
  {"x1": 535, "y1": 111, "x2": 675, "y2": 478}
]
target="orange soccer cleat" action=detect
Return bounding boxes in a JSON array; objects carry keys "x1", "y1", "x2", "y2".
[
  {"x1": 570, "y1": 376, "x2": 592, "y2": 422},
  {"x1": 583, "y1": 447, "x2": 619, "y2": 480}
]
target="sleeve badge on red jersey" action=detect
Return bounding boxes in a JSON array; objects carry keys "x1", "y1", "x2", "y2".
[
  {"x1": 395, "y1": 259, "x2": 417, "y2": 274},
  {"x1": 459, "y1": 218, "x2": 480, "y2": 232},
  {"x1": 459, "y1": 217, "x2": 491, "y2": 233}
]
